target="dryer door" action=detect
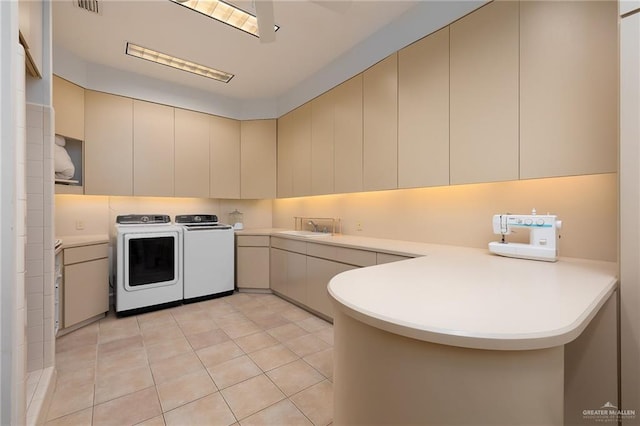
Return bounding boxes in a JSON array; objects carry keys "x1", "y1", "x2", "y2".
[{"x1": 123, "y1": 231, "x2": 180, "y2": 291}]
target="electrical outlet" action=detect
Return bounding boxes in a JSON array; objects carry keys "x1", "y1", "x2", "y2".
[
  {"x1": 356, "y1": 221, "x2": 363, "y2": 232},
  {"x1": 75, "y1": 220, "x2": 85, "y2": 230}
]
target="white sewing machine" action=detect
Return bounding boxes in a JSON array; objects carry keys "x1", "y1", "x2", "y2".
[{"x1": 488, "y1": 209, "x2": 562, "y2": 262}]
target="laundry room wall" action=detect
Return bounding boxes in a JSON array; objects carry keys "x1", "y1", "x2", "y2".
[
  {"x1": 54, "y1": 195, "x2": 273, "y2": 238},
  {"x1": 272, "y1": 173, "x2": 618, "y2": 262}
]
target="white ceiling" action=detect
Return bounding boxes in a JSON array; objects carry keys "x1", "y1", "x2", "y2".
[
  {"x1": 52, "y1": 0, "x2": 485, "y2": 118},
  {"x1": 52, "y1": 0, "x2": 420, "y2": 99}
]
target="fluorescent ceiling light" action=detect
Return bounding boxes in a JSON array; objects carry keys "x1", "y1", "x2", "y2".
[
  {"x1": 170, "y1": 0, "x2": 279, "y2": 38},
  {"x1": 125, "y1": 42, "x2": 234, "y2": 83}
]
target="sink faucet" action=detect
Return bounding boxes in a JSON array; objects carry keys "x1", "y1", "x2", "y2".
[{"x1": 307, "y1": 220, "x2": 319, "y2": 232}]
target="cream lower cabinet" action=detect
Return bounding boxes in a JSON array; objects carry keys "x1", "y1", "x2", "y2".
[
  {"x1": 376, "y1": 252, "x2": 412, "y2": 265},
  {"x1": 270, "y1": 247, "x2": 288, "y2": 294},
  {"x1": 62, "y1": 243, "x2": 109, "y2": 329},
  {"x1": 269, "y1": 247, "x2": 307, "y2": 304},
  {"x1": 270, "y1": 237, "x2": 408, "y2": 321},
  {"x1": 236, "y1": 236, "x2": 270, "y2": 290},
  {"x1": 287, "y1": 252, "x2": 307, "y2": 305},
  {"x1": 269, "y1": 237, "x2": 308, "y2": 303},
  {"x1": 306, "y1": 257, "x2": 356, "y2": 319}
]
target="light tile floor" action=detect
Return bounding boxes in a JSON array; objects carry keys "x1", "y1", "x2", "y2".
[{"x1": 46, "y1": 293, "x2": 334, "y2": 426}]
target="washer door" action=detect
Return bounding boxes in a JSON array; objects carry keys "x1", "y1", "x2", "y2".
[{"x1": 123, "y1": 231, "x2": 180, "y2": 291}]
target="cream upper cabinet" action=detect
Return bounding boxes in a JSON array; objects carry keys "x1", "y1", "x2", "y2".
[
  {"x1": 133, "y1": 100, "x2": 175, "y2": 197},
  {"x1": 519, "y1": 1, "x2": 617, "y2": 179},
  {"x1": 398, "y1": 27, "x2": 450, "y2": 189},
  {"x1": 334, "y1": 75, "x2": 364, "y2": 194},
  {"x1": 305, "y1": 256, "x2": 334, "y2": 317},
  {"x1": 311, "y1": 90, "x2": 335, "y2": 195},
  {"x1": 363, "y1": 53, "x2": 398, "y2": 192},
  {"x1": 84, "y1": 91, "x2": 133, "y2": 196},
  {"x1": 450, "y1": 1, "x2": 519, "y2": 185},
  {"x1": 174, "y1": 108, "x2": 210, "y2": 198},
  {"x1": 277, "y1": 111, "x2": 294, "y2": 198},
  {"x1": 210, "y1": 115, "x2": 241, "y2": 199},
  {"x1": 292, "y1": 104, "x2": 312, "y2": 197},
  {"x1": 19, "y1": 0, "x2": 42, "y2": 77},
  {"x1": 277, "y1": 105, "x2": 312, "y2": 198},
  {"x1": 53, "y1": 75, "x2": 85, "y2": 141},
  {"x1": 241, "y1": 119, "x2": 277, "y2": 199}
]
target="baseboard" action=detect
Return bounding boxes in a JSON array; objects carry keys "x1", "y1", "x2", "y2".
[{"x1": 26, "y1": 366, "x2": 56, "y2": 426}]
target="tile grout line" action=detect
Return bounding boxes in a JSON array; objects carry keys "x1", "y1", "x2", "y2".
[{"x1": 47, "y1": 293, "x2": 334, "y2": 426}]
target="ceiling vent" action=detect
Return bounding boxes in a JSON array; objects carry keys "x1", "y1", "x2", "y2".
[{"x1": 74, "y1": 0, "x2": 101, "y2": 15}]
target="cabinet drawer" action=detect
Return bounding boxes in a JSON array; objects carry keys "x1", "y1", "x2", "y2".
[
  {"x1": 307, "y1": 243, "x2": 376, "y2": 267},
  {"x1": 237, "y1": 235, "x2": 270, "y2": 247},
  {"x1": 376, "y1": 253, "x2": 413, "y2": 265},
  {"x1": 63, "y1": 243, "x2": 108, "y2": 265},
  {"x1": 271, "y1": 237, "x2": 307, "y2": 254}
]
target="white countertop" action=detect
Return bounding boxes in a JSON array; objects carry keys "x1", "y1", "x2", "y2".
[
  {"x1": 239, "y1": 228, "x2": 618, "y2": 350},
  {"x1": 327, "y1": 244, "x2": 617, "y2": 351},
  {"x1": 235, "y1": 228, "x2": 287, "y2": 236},
  {"x1": 57, "y1": 234, "x2": 109, "y2": 249},
  {"x1": 241, "y1": 228, "x2": 431, "y2": 257}
]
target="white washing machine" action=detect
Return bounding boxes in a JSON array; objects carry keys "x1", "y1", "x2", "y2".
[
  {"x1": 175, "y1": 214, "x2": 234, "y2": 302},
  {"x1": 115, "y1": 214, "x2": 183, "y2": 315}
]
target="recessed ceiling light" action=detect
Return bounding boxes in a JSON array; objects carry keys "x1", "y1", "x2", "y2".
[
  {"x1": 125, "y1": 42, "x2": 234, "y2": 83},
  {"x1": 169, "y1": 0, "x2": 279, "y2": 38}
]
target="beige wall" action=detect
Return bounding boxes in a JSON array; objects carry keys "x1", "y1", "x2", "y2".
[
  {"x1": 56, "y1": 173, "x2": 617, "y2": 261},
  {"x1": 55, "y1": 195, "x2": 273, "y2": 238},
  {"x1": 273, "y1": 173, "x2": 617, "y2": 262}
]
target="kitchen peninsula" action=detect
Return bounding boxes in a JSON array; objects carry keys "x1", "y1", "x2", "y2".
[{"x1": 328, "y1": 246, "x2": 617, "y2": 425}]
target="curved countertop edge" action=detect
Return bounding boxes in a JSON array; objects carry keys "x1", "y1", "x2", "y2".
[
  {"x1": 239, "y1": 228, "x2": 618, "y2": 350},
  {"x1": 329, "y1": 278, "x2": 617, "y2": 351}
]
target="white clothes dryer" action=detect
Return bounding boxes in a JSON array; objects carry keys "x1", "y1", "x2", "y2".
[{"x1": 115, "y1": 214, "x2": 183, "y2": 315}]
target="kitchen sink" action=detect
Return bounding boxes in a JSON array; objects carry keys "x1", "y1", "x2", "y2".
[{"x1": 276, "y1": 230, "x2": 332, "y2": 238}]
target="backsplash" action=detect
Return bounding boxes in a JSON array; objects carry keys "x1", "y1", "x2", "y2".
[
  {"x1": 273, "y1": 173, "x2": 618, "y2": 262},
  {"x1": 56, "y1": 173, "x2": 618, "y2": 262},
  {"x1": 54, "y1": 195, "x2": 273, "y2": 237}
]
